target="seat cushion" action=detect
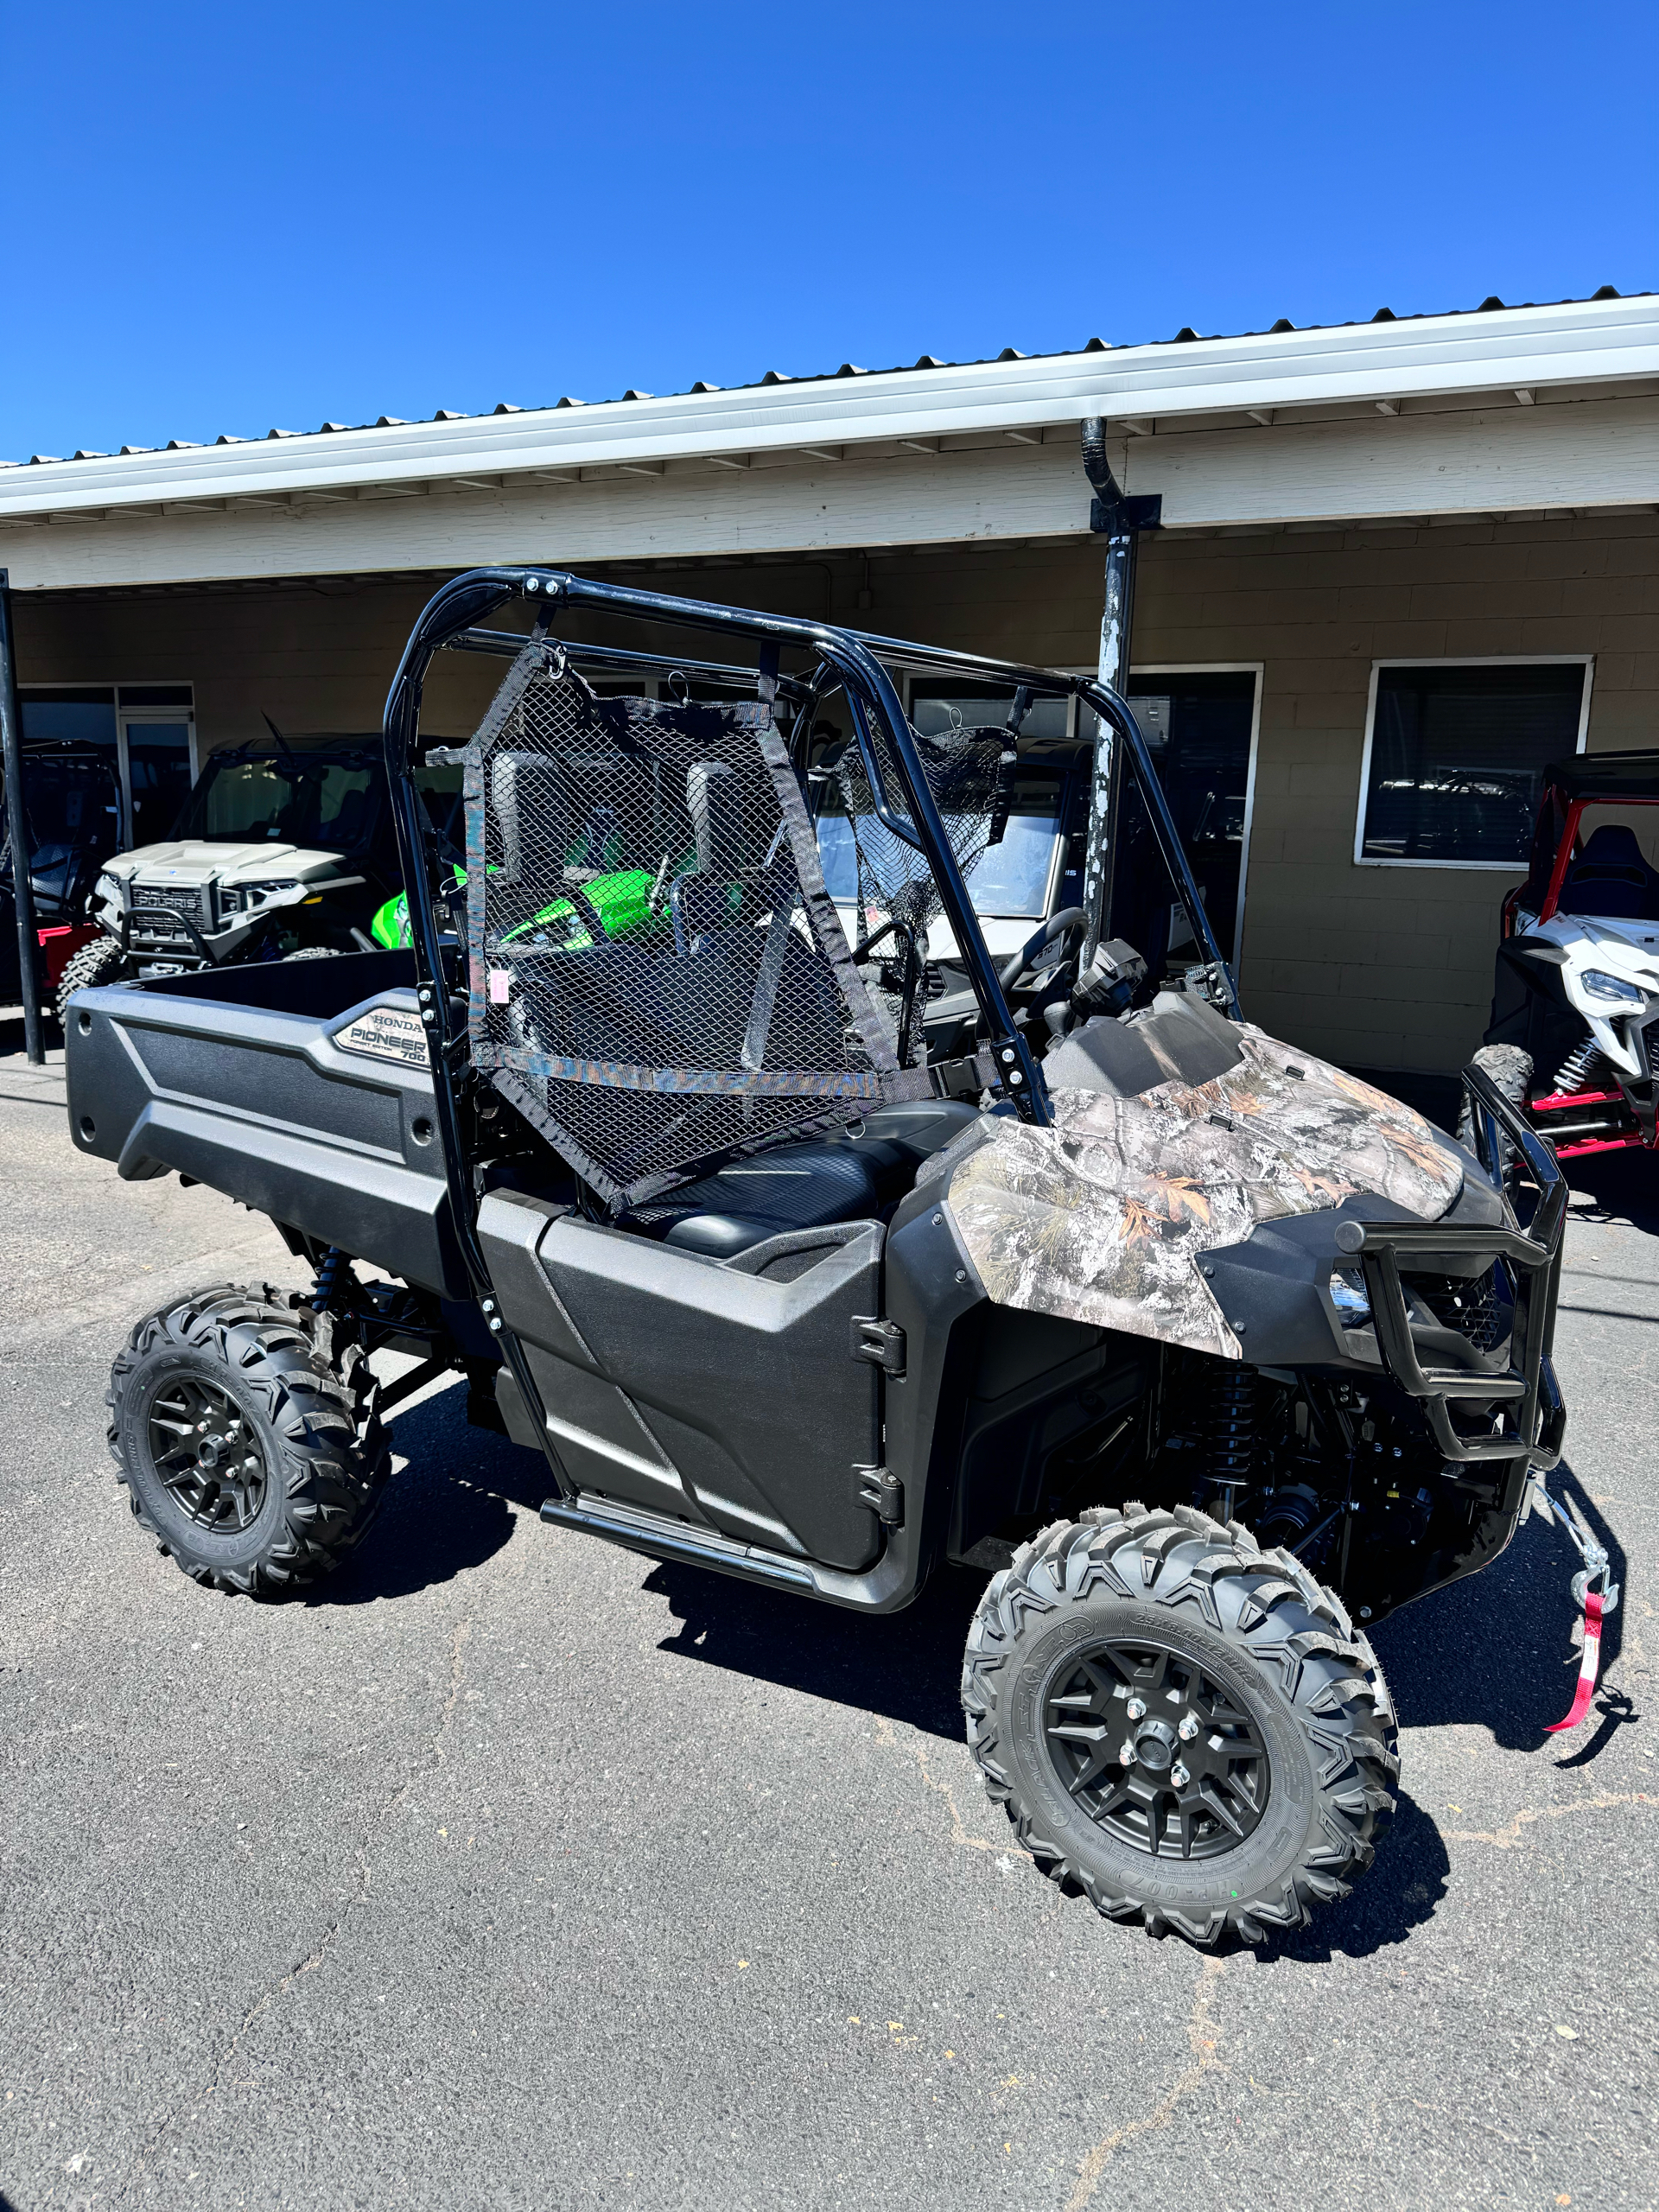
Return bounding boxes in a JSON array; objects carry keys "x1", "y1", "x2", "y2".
[{"x1": 650, "y1": 1141, "x2": 884, "y2": 1259}]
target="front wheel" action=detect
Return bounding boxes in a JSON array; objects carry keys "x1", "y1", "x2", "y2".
[
  {"x1": 106, "y1": 1284, "x2": 391, "y2": 1595},
  {"x1": 962, "y1": 1503, "x2": 1398, "y2": 1945}
]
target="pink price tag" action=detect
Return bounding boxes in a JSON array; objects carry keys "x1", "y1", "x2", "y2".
[{"x1": 488, "y1": 969, "x2": 512, "y2": 1005}]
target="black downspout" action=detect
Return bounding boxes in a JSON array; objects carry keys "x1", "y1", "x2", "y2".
[
  {"x1": 1077, "y1": 421, "x2": 1160, "y2": 967},
  {"x1": 0, "y1": 569, "x2": 44, "y2": 1065}
]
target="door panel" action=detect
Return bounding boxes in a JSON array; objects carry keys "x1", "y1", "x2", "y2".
[{"x1": 477, "y1": 1195, "x2": 884, "y2": 1571}]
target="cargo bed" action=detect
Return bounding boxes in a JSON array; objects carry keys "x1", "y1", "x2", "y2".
[{"x1": 65, "y1": 950, "x2": 468, "y2": 1296}]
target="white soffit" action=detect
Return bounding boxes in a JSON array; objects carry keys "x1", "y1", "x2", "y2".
[{"x1": 4, "y1": 296, "x2": 1659, "y2": 525}]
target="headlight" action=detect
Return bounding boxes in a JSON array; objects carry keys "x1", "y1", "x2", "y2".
[
  {"x1": 95, "y1": 873, "x2": 120, "y2": 906},
  {"x1": 1581, "y1": 969, "x2": 1644, "y2": 1007},
  {"x1": 246, "y1": 879, "x2": 299, "y2": 901},
  {"x1": 1329, "y1": 1266, "x2": 1372, "y2": 1325}
]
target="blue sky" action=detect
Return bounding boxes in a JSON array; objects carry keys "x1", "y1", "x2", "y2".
[{"x1": 2, "y1": 0, "x2": 1655, "y2": 461}]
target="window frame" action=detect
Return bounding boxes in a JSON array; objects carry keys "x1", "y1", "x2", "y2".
[
  {"x1": 16, "y1": 680, "x2": 197, "y2": 846},
  {"x1": 1352, "y1": 654, "x2": 1594, "y2": 873}
]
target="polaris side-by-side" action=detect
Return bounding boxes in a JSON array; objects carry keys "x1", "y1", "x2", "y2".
[
  {"x1": 65, "y1": 569, "x2": 1599, "y2": 1946},
  {"x1": 55, "y1": 739, "x2": 410, "y2": 1025}
]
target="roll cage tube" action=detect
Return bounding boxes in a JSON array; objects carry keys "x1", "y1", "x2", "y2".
[
  {"x1": 384, "y1": 569, "x2": 1053, "y2": 1268},
  {"x1": 1076, "y1": 678, "x2": 1239, "y2": 1016},
  {"x1": 381, "y1": 568, "x2": 1227, "y2": 1498},
  {"x1": 836, "y1": 620, "x2": 1231, "y2": 1012}
]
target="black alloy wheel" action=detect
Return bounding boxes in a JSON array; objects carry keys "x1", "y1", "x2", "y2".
[
  {"x1": 145, "y1": 1372, "x2": 270, "y2": 1533},
  {"x1": 962, "y1": 1503, "x2": 1399, "y2": 1945},
  {"x1": 107, "y1": 1284, "x2": 391, "y2": 1594},
  {"x1": 1045, "y1": 1637, "x2": 1268, "y2": 1861}
]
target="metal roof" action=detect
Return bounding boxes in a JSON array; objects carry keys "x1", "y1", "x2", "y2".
[{"x1": 3, "y1": 289, "x2": 1656, "y2": 524}]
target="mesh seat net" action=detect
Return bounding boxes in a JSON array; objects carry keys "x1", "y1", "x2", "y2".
[{"x1": 463, "y1": 642, "x2": 939, "y2": 1211}]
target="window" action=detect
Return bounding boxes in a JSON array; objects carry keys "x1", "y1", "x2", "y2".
[
  {"x1": 17, "y1": 682, "x2": 196, "y2": 849},
  {"x1": 1357, "y1": 660, "x2": 1592, "y2": 868},
  {"x1": 1121, "y1": 669, "x2": 1259, "y2": 964}
]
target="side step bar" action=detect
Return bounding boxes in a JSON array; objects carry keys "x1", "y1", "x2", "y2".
[{"x1": 539, "y1": 1491, "x2": 817, "y2": 1592}]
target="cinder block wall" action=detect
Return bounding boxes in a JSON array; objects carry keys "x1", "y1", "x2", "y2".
[{"x1": 16, "y1": 512, "x2": 1659, "y2": 1071}]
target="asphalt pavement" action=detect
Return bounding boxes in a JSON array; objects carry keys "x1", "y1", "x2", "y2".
[{"x1": 1, "y1": 1016, "x2": 1655, "y2": 2211}]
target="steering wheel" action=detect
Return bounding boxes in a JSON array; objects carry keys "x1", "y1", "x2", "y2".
[{"x1": 997, "y1": 906, "x2": 1088, "y2": 998}]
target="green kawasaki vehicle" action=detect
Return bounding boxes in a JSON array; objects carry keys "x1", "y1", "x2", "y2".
[{"x1": 371, "y1": 861, "x2": 668, "y2": 956}]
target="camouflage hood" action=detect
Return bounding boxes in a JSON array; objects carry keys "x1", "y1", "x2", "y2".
[{"x1": 936, "y1": 1024, "x2": 1464, "y2": 1362}]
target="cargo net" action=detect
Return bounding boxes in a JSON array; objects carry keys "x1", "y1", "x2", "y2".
[
  {"x1": 827, "y1": 714, "x2": 1009, "y2": 1062},
  {"x1": 463, "y1": 644, "x2": 928, "y2": 1211}
]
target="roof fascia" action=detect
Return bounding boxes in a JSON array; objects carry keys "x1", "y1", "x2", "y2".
[{"x1": 5, "y1": 296, "x2": 1659, "y2": 521}]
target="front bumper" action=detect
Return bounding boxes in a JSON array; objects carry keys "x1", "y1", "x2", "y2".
[{"x1": 1355, "y1": 1063, "x2": 1567, "y2": 1469}]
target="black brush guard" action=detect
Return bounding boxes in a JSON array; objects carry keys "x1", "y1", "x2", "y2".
[{"x1": 1353, "y1": 1063, "x2": 1567, "y2": 1468}]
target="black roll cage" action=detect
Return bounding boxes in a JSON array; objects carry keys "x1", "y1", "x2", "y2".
[{"x1": 381, "y1": 566, "x2": 1232, "y2": 1319}]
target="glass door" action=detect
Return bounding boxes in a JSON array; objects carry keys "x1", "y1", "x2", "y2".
[
  {"x1": 1096, "y1": 669, "x2": 1259, "y2": 972},
  {"x1": 119, "y1": 707, "x2": 196, "y2": 848}
]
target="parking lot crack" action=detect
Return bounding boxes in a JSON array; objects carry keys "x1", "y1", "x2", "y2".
[
  {"x1": 1442, "y1": 1789, "x2": 1656, "y2": 1849},
  {"x1": 1063, "y1": 1956, "x2": 1226, "y2": 2210},
  {"x1": 136, "y1": 1617, "x2": 474, "y2": 2168},
  {"x1": 874, "y1": 1713, "x2": 1031, "y2": 1860}
]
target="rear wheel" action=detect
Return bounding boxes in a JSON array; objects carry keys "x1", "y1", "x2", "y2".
[
  {"x1": 106, "y1": 1284, "x2": 390, "y2": 1594},
  {"x1": 962, "y1": 1503, "x2": 1398, "y2": 1945},
  {"x1": 56, "y1": 933, "x2": 130, "y2": 1028}
]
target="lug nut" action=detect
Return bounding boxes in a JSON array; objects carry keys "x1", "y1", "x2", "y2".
[
  {"x1": 1177, "y1": 1713, "x2": 1199, "y2": 1741},
  {"x1": 1125, "y1": 1697, "x2": 1147, "y2": 1720},
  {"x1": 1118, "y1": 1740, "x2": 1136, "y2": 1767},
  {"x1": 1171, "y1": 1763, "x2": 1191, "y2": 1788}
]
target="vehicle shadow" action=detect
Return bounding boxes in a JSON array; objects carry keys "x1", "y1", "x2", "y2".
[
  {"x1": 302, "y1": 1381, "x2": 531, "y2": 1607},
  {"x1": 645, "y1": 1556, "x2": 985, "y2": 1743},
  {"x1": 321, "y1": 1379, "x2": 1635, "y2": 1769},
  {"x1": 1368, "y1": 1461, "x2": 1632, "y2": 1762},
  {"x1": 1214, "y1": 1788, "x2": 1452, "y2": 1964},
  {"x1": 1561, "y1": 1152, "x2": 1659, "y2": 1235}
]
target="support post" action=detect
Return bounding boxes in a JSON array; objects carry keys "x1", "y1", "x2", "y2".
[
  {"x1": 1077, "y1": 422, "x2": 1160, "y2": 964},
  {"x1": 0, "y1": 568, "x2": 45, "y2": 1065}
]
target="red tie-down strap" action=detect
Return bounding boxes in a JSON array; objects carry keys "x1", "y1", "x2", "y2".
[{"x1": 1546, "y1": 1589, "x2": 1605, "y2": 1733}]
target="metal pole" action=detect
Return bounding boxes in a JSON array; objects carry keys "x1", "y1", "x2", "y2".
[
  {"x1": 1077, "y1": 423, "x2": 1159, "y2": 964},
  {"x1": 0, "y1": 569, "x2": 45, "y2": 1065}
]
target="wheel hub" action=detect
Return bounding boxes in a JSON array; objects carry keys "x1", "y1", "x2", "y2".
[
  {"x1": 145, "y1": 1375, "x2": 268, "y2": 1533},
  {"x1": 1045, "y1": 1636, "x2": 1269, "y2": 1861},
  {"x1": 1131, "y1": 1718, "x2": 1177, "y2": 1771}
]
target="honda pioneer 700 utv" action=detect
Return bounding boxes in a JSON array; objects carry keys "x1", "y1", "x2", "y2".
[{"x1": 66, "y1": 569, "x2": 1594, "y2": 1947}]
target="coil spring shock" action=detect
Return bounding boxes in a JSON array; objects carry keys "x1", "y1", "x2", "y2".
[
  {"x1": 1553, "y1": 1037, "x2": 1609, "y2": 1094},
  {"x1": 311, "y1": 1245, "x2": 345, "y2": 1313},
  {"x1": 1207, "y1": 1361, "x2": 1256, "y2": 1520}
]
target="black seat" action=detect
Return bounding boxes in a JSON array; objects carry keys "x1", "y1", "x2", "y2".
[
  {"x1": 645, "y1": 1143, "x2": 885, "y2": 1261},
  {"x1": 642, "y1": 1101, "x2": 984, "y2": 1261},
  {"x1": 1560, "y1": 823, "x2": 1659, "y2": 919}
]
